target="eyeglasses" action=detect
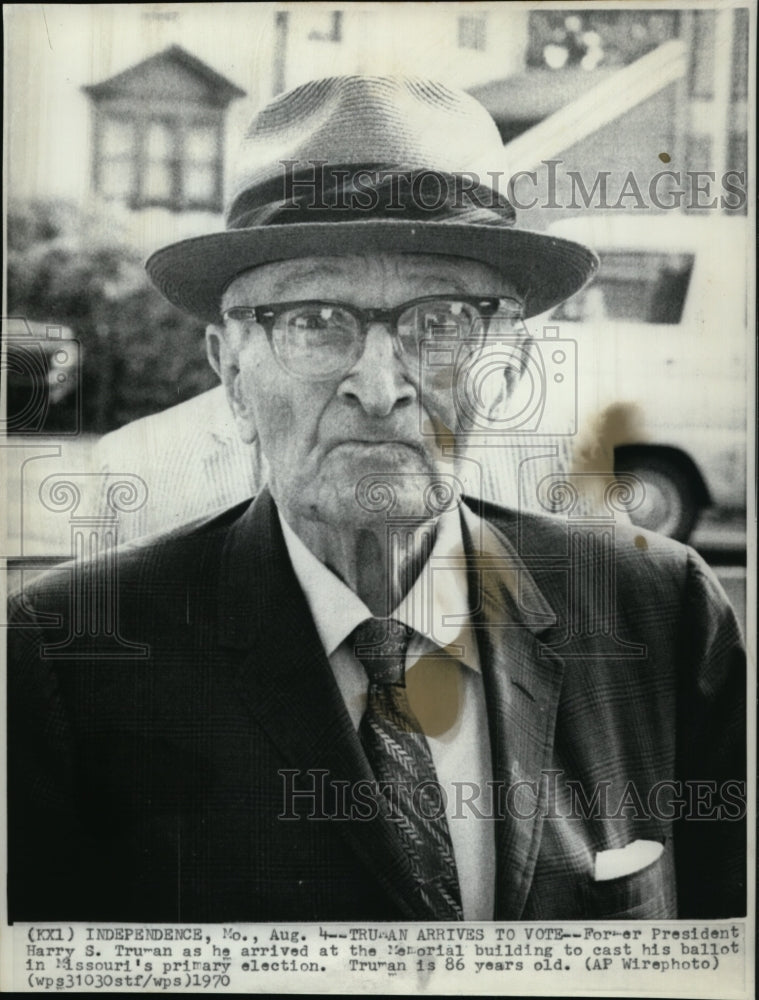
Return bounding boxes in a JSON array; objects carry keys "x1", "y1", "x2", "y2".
[{"x1": 222, "y1": 296, "x2": 525, "y2": 381}]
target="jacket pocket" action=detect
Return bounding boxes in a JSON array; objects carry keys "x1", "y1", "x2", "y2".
[{"x1": 580, "y1": 843, "x2": 677, "y2": 918}]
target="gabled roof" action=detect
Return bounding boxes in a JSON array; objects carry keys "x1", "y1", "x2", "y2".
[{"x1": 83, "y1": 44, "x2": 246, "y2": 105}]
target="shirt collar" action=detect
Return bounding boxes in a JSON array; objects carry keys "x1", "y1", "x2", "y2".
[{"x1": 278, "y1": 506, "x2": 480, "y2": 672}]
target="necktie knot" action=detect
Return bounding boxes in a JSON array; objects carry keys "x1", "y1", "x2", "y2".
[{"x1": 352, "y1": 617, "x2": 413, "y2": 686}]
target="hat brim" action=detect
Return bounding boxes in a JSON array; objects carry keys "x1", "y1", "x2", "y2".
[{"x1": 146, "y1": 220, "x2": 598, "y2": 322}]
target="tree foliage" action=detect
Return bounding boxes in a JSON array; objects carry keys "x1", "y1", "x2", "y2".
[{"x1": 6, "y1": 198, "x2": 216, "y2": 432}]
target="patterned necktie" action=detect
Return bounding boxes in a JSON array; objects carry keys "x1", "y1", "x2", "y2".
[{"x1": 353, "y1": 616, "x2": 463, "y2": 920}]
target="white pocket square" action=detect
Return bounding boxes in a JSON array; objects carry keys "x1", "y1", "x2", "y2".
[{"x1": 594, "y1": 840, "x2": 664, "y2": 881}]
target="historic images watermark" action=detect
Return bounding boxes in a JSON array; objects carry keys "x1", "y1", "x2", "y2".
[
  {"x1": 276, "y1": 160, "x2": 748, "y2": 214},
  {"x1": 278, "y1": 769, "x2": 746, "y2": 822}
]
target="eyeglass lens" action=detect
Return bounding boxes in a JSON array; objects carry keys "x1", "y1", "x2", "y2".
[{"x1": 273, "y1": 300, "x2": 505, "y2": 377}]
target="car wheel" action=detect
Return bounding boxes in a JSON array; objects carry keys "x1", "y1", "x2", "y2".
[{"x1": 614, "y1": 452, "x2": 701, "y2": 542}]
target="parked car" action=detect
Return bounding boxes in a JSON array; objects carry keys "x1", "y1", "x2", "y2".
[
  {"x1": 542, "y1": 214, "x2": 748, "y2": 541},
  {"x1": 3, "y1": 318, "x2": 80, "y2": 435}
]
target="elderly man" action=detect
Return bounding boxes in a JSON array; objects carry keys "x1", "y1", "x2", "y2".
[{"x1": 8, "y1": 77, "x2": 745, "y2": 923}]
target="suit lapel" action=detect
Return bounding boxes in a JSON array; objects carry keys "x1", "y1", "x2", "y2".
[
  {"x1": 214, "y1": 489, "x2": 566, "y2": 920},
  {"x1": 460, "y1": 500, "x2": 565, "y2": 919},
  {"x1": 214, "y1": 488, "x2": 437, "y2": 919}
]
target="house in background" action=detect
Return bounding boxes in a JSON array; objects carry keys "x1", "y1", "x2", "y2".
[
  {"x1": 470, "y1": 6, "x2": 749, "y2": 229},
  {"x1": 83, "y1": 45, "x2": 244, "y2": 217},
  {"x1": 6, "y1": 4, "x2": 530, "y2": 253},
  {"x1": 6, "y1": 4, "x2": 748, "y2": 251},
  {"x1": 269, "y1": 6, "x2": 526, "y2": 95}
]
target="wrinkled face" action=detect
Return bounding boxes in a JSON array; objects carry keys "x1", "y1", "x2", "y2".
[{"x1": 209, "y1": 253, "x2": 522, "y2": 529}]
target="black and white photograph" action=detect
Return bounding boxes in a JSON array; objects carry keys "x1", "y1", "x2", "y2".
[{"x1": 2, "y1": 2, "x2": 754, "y2": 996}]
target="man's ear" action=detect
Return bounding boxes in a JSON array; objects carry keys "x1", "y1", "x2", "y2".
[
  {"x1": 205, "y1": 323, "x2": 225, "y2": 378},
  {"x1": 484, "y1": 338, "x2": 534, "y2": 421},
  {"x1": 205, "y1": 324, "x2": 257, "y2": 444}
]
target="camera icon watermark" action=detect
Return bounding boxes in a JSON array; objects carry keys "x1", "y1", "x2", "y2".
[
  {"x1": 1, "y1": 317, "x2": 81, "y2": 435},
  {"x1": 420, "y1": 322, "x2": 577, "y2": 440}
]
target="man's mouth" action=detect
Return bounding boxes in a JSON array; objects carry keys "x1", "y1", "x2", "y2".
[{"x1": 326, "y1": 439, "x2": 425, "y2": 456}]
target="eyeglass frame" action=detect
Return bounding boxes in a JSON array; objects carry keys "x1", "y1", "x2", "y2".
[{"x1": 221, "y1": 294, "x2": 526, "y2": 381}]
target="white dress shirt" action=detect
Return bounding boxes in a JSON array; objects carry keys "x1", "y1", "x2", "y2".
[{"x1": 279, "y1": 507, "x2": 496, "y2": 920}]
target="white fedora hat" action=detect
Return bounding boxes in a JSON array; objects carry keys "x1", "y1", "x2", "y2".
[{"x1": 146, "y1": 75, "x2": 598, "y2": 321}]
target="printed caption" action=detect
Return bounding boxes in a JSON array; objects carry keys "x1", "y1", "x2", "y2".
[{"x1": 9, "y1": 921, "x2": 746, "y2": 994}]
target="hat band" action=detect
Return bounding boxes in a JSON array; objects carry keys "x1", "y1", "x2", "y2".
[{"x1": 227, "y1": 164, "x2": 517, "y2": 230}]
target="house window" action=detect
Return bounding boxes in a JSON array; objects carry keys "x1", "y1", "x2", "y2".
[
  {"x1": 95, "y1": 113, "x2": 223, "y2": 212},
  {"x1": 308, "y1": 11, "x2": 342, "y2": 42},
  {"x1": 143, "y1": 120, "x2": 175, "y2": 202},
  {"x1": 458, "y1": 14, "x2": 487, "y2": 51},
  {"x1": 184, "y1": 124, "x2": 221, "y2": 203},
  {"x1": 99, "y1": 118, "x2": 135, "y2": 199},
  {"x1": 527, "y1": 10, "x2": 679, "y2": 69},
  {"x1": 85, "y1": 46, "x2": 244, "y2": 214},
  {"x1": 552, "y1": 252, "x2": 695, "y2": 324}
]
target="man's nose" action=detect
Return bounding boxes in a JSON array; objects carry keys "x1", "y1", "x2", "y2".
[{"x1": 337, "y1": 323, "x2": 416, "y2": 416}]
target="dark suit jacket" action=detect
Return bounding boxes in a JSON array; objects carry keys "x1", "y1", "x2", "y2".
[{"x1": 7, "y1": 490, "x2": 745, "y2": 921}]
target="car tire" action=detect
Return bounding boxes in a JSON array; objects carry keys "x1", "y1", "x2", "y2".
[{"x1": 614, "y1": 451, "x2": 702, "y2": 542}]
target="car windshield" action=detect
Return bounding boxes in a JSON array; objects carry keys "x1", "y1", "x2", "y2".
[{"x1": 552, "y1": 251, "x2": 695, "y2": 323}]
